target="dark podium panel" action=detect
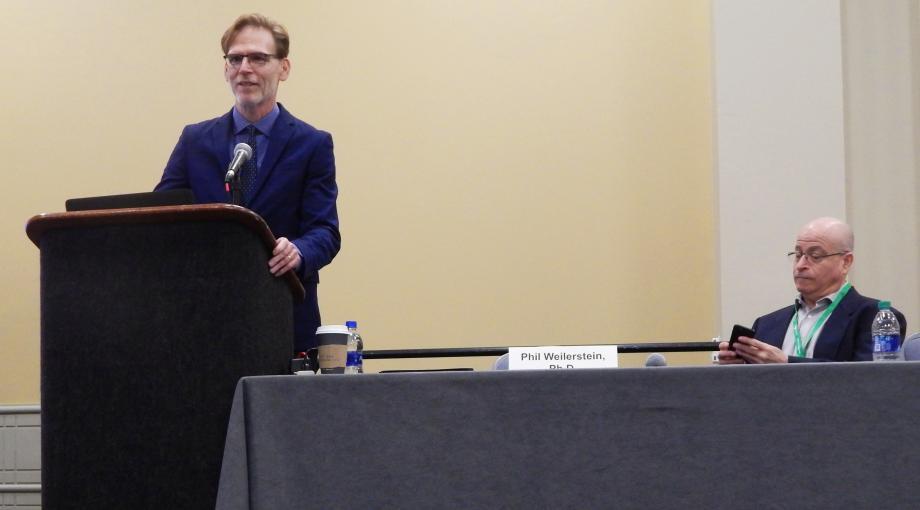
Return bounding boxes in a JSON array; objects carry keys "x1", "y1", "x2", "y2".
[
  {"x1": 217, "y1": 363, "x2": 920, "y2": 509},
  {"x1": 27, "y1": 204, "x2": 304, "y2": 510}
]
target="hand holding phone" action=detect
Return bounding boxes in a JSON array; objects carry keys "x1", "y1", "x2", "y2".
[{"x1": 728, "y1": 324, "x2": 755, "y2": 350}]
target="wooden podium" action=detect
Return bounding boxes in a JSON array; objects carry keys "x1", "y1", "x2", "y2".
[{"x1": 26, "y1": 204, "x2": 304, "y2": 509}]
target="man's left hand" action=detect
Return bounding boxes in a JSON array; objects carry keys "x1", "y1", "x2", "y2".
[
  {"x1": 269, "y1": 237, "x2": 301, "y2": 276},
  {"x1": 732, "y1": 336, "x2": 789, "y2": 364}
]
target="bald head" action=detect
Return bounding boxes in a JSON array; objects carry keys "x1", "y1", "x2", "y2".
[
  {"x1": 792, "y1": 217, "x2": 855, "y2": 307},
  {"x1": 797, "y1": 217, "x2": 854, "y2": 252}
]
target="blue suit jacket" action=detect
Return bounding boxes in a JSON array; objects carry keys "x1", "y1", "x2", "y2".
[
  {"x1": 155, "y1": 104, "x2": 340, "y2": 352},
  {"x1": 752, "y1": 287, "x2": 907, "y2": 362}
]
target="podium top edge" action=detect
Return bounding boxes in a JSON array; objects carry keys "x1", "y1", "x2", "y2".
[
  {"x1": 25, "y1": 204, "x2": 305, "y2": 301},
  {"x1": 26, "y1": 204, "x2": 256, "y2": 246}
]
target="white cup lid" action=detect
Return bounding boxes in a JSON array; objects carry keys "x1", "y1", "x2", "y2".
[{"x1": 315, "y1": 325, "x2": 349, "y2": 335}]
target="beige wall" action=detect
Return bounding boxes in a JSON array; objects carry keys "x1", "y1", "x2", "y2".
[
  {"x1": 713, "y1": 0, "x2": 920, "y2": 338},
  {"x1": 842, "y1": 0, "x2": 920, "y2": 332},
  {"x1": 713, "y1": 0, "x2": 848, "y2": 338},
  {"x1": 1, "y1": 1, "x2": 715, "y2": 403}
]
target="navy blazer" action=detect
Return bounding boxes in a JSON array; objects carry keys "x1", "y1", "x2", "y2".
[
  {"x1": 155, "y1": 104, "x2": 341, "y2": 351},
  {"x1": 752, "y1": 287, "x2": 907, "y2": 362}
]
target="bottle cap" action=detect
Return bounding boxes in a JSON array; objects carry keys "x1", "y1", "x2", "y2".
[
  {"x1": 346, "y1": 320, "x2": 358, "y2": 328},
  {"x1": 878, "y1": 300, "x2": 891, "y2": 310}
]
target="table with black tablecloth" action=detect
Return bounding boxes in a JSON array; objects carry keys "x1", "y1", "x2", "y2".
[{"x1": 216, "y1": 363, "x2": 920, "y2": 509}]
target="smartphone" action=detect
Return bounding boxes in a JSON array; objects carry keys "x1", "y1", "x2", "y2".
[{"x1": 728, "y1": 324, "x2": 755, "y2": 350}]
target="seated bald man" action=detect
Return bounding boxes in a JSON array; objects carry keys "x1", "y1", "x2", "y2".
[{"x1": 719, "y1": 217, "x2": 907, "y2": 364}]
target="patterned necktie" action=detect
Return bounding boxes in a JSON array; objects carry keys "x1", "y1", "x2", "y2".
[{"x1": 241, "y1": 125, "x2": 258, "y2": 204}]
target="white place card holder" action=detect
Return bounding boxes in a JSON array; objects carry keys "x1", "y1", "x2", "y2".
[{"x1": 507, "y1": 345, "x2": 619, "y2": 370}]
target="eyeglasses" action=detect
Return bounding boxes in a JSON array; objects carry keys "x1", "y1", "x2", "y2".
[
  {"x1": 786, "y1": 251, "x2": 849, "y2": 264},
  {"x1": 223, "y1": 53, "x2": 277, "y2": 68}
]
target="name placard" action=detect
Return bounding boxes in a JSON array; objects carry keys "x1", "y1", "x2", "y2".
[{"x1": 507, "y1": 345, "x2": 619, "y2": 370}]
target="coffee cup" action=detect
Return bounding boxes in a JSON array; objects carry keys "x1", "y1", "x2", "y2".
[{"x1": 315, "y1": 325, "x2": 349, "y2": 374}]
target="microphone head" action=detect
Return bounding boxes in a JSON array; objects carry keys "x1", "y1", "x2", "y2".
[
  {"x1": 645, "y1": 353, "x2": 667, "y2": 367},
  {"x1": 233, "y1": 142, "x2": 253, "y2": 159}
]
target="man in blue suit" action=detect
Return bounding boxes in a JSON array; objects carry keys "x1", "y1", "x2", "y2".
[
  {"x1": 156, "y1": 13, "x2": 340, "y2": 352},
  {"x1": 718, "y1": 217, "x2": 906, "y2": 363}
]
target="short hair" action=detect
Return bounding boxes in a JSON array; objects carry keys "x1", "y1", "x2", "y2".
[{"x1": 221, "y1": 13, "x2": 290, "y2": 58}]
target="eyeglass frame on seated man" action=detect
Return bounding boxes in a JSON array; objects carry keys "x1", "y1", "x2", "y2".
[
  {"x1": 223, "y1": 52, "x2": 278, "y2": 68},
  {"x1": 786, "y1": 250, "x2": 850, "y2": 264}
]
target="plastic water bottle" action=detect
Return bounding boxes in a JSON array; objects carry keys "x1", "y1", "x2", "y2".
[
  {"x1": 346, "y1": 321, "x2": 364, "y2": 374},
  {"x1": 345, "y1": 326, "x2": 359, "y2": 374},
  {"x1": 872, "y1": 301, "x2": 901, "y2": 361}
]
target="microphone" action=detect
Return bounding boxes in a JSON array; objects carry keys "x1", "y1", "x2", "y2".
[
  {"x1": 224, "y1": 143, "x2": 253, "y2": 183},
  {"x1": 644, "y1": 353, "x2": 667, "y2": 367}
]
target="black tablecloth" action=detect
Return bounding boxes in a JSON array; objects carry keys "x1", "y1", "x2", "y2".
[{"x1": 217, "y1": 363, "x2": 920, "y2": 509}]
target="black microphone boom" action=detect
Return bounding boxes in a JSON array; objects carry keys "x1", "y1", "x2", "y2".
[{"x1": 224, "y1": 143, "x2": 253, "y2": 183}]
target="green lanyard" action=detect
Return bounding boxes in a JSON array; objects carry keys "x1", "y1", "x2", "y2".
[{"x1": 792, "y1": 282, "x2": 852, "y2": 357}]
